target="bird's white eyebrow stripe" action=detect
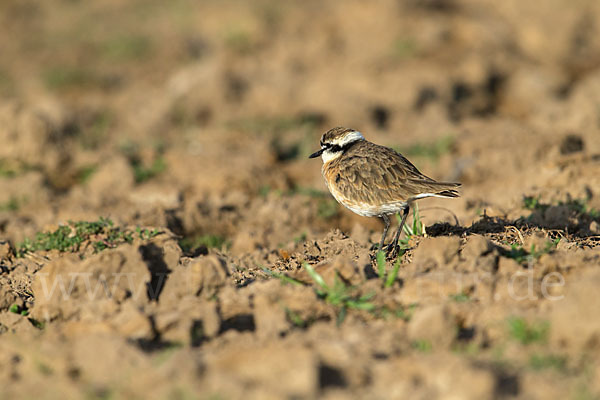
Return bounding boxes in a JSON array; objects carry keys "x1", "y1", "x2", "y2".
[{"x1": 332, "y1": 131, "x2": 364, "y2": 147}]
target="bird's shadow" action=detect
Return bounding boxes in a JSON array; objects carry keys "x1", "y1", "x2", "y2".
[{"x1": 427, "y1": 204, "x2": 599, "y2": 241}]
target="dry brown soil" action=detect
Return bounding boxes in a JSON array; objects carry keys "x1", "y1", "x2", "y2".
[{"x1": 1, "y1": 0, "x2": 600, "y2": 399}]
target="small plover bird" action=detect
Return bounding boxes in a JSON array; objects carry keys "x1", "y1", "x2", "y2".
[{"x1": 309, "y1": 127, "x2": 461, "y2": 255}]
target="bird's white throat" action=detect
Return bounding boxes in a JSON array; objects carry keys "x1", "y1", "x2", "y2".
[{"x1": 321, "y1": 148, "x2": 342, "y2": 163}]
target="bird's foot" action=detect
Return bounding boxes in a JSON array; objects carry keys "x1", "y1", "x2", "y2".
[{"x1": 385, "y1": 243, "x2": 400, "y2": 260}]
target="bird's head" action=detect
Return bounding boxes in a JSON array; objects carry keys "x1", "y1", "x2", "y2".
[{"x1": 309, "y1": 127, "x2": 365, "y2": 163}]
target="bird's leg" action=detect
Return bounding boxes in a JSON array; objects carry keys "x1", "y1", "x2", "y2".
[
  {"x1": 377, "y1": 214, "x2": 391, "y2": 251},
  {"x1": 387, "y1": 206, "x2": 410, "y2": 256}
]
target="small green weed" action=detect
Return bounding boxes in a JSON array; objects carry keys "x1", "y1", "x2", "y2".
[
  {"x1": 450, "y1": 292, "x2": 471, "y2": 303},
  {"x1": 259, "y1": 185, "x2": 272, "y2": 197},
  {"x1": 152, "y1": 343, "x2": 184, "y2": 366},
  {"x1": 565, "y1": 198, "x2": 600, "y2": 220},
  {"x1": 294, "y1": 232, "x2": 307, "y2": 244},
  {"x1": 392, "y1": 37, "x2": 418, "y2": 59},
  {"x1": 523, "y1": 196, "x2": 546, "y2": 211},
  {"x1": 453, "y1": 342, "x2": 480, "y2": 356},
  {"x1": 102, "y1": 35, "x2": 152, "y2": 62},
  {"x1": 285, "y1": 308, "x2": 310, "y2": 328},
  {"x1": 228, "y1": 114, "x2": 321, "y2": 136},
  {"x1": 28, "y1": 318, "x2": 45, "y2": 330},
  {"x1": 506, "y1": 244, "x2": 529, "y2": 264},
  {"x1": 412, "y1": 339, "x2": 432, "y2": 352},
  {"x1": 36, "y1": 362, "x2": 53, "y2": 375},
  {"x1": 379, "y1": 303, "x2": 417, "y2": 321},
  {"x1": 42, "y1": 67, "x2": 98, "y2": 91},
  {"x1": 303, "y1": 263, "x2": 375, "y2": 325},
  {"x1": 522, "y1": 196, "x2": 599, "y2": 220},
  {"x1": 0, "y1": 68, "x2": 14, "y2": 96},
  {"x1": 375, "y1": 250, "x2": 402, "y2": 288},
  {"x1": 131, "y1": 157, "x2": 167, "y2": 183},
  {"x1": 317, "y1": 199, "x2": 339, "y2": 219},
  {"x1": 507, "y1": 317, "x2": 549, "y2": 345},
  {"x1": 178, "y1": 234, "x2": 228, "y2": 253},
  {"x1": 262, "y1": 268, "x2": 304, "y2": 287},
  {"x1": 529, "y1": 353, "x2": 567, "y2": 372},
  {"x1": 506, "y1": 239, "x2": 559, "y2": 264},
  {"x1": 136, "y1": 227, "x2": 161, "y2": 240},
  {"x1": 284, "y1": 186, "x2": 338, "y2": 219},
  {"x1": 402, "y1": 204, "x2": 424, "y2": 237},
  {"x1": 0, "y1": 160, "x2": 19, "y2": 178},
  {"x1": 376, "y1": 250, "x2": 386, "y2": 277},
  {"x1": 15, "y1": 218, "x2": 154, "y2": 257},
  {"x1": 76, "y1": 165, "x2": 97, "y2": 184},
  {"x1": 395, "y1": 136, "x2": 454, "y2": 162},
  {"x1": 393, "y1": 203, "x2": 425, "y2": 251},
  {"x1": 289, "y1": 186, "x2": 329, "y2": 198},
  {"x1": 79, "y1": 112, "x2": 112, "y2": 150},
  {"x1": 0, "y1": 197, "x2": 20, "y2": 212},
  {"x1": 224, "y1": 27, "x2": 253, "y2": 55},
  {"x1": 573, "y1": 384, "x2": 599, "y2": 400},
  {"x1": 9, "y1": 304, "x2": 29, "y2": 316},
  {"x1": 260, "y1": 186, "x2": 330, "y2": 200}
]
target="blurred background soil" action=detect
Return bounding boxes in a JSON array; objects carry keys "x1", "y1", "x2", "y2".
[{"x1": 1, "y1": 0, "x2": 600, "y2": 398}]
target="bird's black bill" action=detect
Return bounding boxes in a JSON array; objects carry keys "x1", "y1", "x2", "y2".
[{"x1": 309, "y1": 148, "x2": 324, "y2": 158}]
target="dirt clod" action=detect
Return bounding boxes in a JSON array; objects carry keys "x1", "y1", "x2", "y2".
[{"x1": 1, "y1": 1, "x2": 600, "y2": 398}]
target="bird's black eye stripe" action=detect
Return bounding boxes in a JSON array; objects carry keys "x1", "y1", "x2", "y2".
[{"x1": 320, "y1": 142, "x2": 356, "y2": 153}]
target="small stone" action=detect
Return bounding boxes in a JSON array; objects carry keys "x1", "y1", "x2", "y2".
[
  {"x1": 497, "y1": 257, "x2": 522, "y2": 277},
  {"x1": 550, "y1": 270, "x2": 600, "y2": 351},
  {"x1": 330, "y1": 255, "x2": 362, "y2": 285},
  {"x1": 543, "y1": 205, "x2": 571, "y2": 229},
  {"x1": 205, "y1": 343, "x2": 318, "y2": 398},
  {"x1": 200, "y1": 302, "x2": 221, "y2": 338},
  {"x1": 189, "y1": 255, "x2": 229, "y2": 299},
  {"x1": 231, "y1": 230, "x2": 259, "y2": 255},
  {"x1": 0, "y1": 286, "x2": 17, "y2": 311},
  {"x1": 462, "y1": 235, "x2": 493, "y2": 259},
  {"x1": 253, "y1": 281, "x2": 288, "y2": 339},
  {"x1": 0, "y1": 241, "x2": 11, "y2": 261},
  {"x1": 109, "y1": 302, "x2": 153, "y2": 339},
  {"x1": 412, "y1": 237, "x2": 461, "y2": 271},
  {"x1": 407, "y1": 305, "x2": 455, "y2": 349}
]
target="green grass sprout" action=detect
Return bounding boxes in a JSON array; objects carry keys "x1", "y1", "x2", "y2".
[
  {"x1": 178, "y1": 234, "x2": 228, "y2": 254},
  {"x1": 506, "y1": 239, "x2": 560, "y2": 264},
  {"x1": 395, "y1": 136, "x2": 454, "y2": 162},
  {"x1": 262, "y1": 268, "x2": 304, "y2": 286},
  {"x1": 450, "y1": 293, "x2": 471, "y2": 303},
  {"x1": 508, "y1": 317, "x2": 549, "y2": 345},
  {"x1": 529, "y1": 354, "x2": 567, "y2": 372},
  {"x1": 303, "y1": 262, "x2": 375, "y2": 325},
  {"x1": 412, "y1": 339, "x2": 432, "y2": 352},
  {"x1": 376, "y1": 250, "x2": 401, "y2": 288},
  {"x1": 16, "y1": 218, "x2": 159, "y2": 257}
]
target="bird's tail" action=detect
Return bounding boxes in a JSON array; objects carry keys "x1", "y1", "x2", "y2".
[
  {"x1": 436, "y1": 187, "x2": 460, "y2": 198},
  {"x1": 409, "y1": 181, "x2": 461, "y2": 201}
]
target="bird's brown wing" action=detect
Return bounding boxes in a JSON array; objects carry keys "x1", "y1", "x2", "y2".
[{"x1": 327, "y1": 142, "x2": 460, "y2": 205}]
